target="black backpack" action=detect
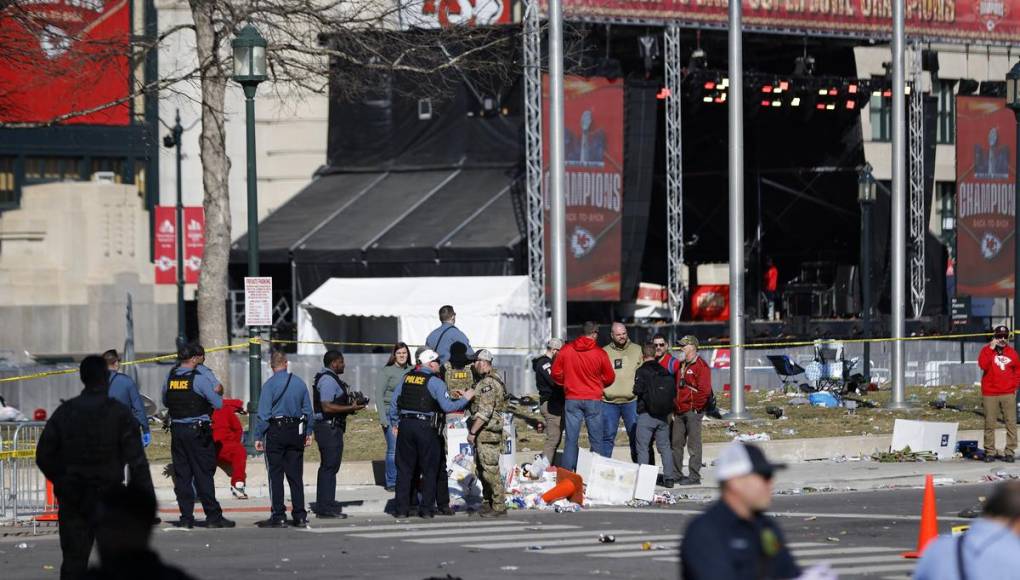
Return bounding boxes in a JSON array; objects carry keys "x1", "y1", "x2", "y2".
[{"x1": 642, "y1": 368, "x2": 676, "y2": 417}]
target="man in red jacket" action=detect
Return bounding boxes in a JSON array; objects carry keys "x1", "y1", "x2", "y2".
[
  {"x1": 672, "y1": 335, "x2": 712, "y2": 484},
  {"x1": 977, "y1": 325, "x2": 1018, "y2": 462},
  {"x1": 551, "y1": 321, "x2": 616, "y2": 471},
  {"x1": 212, "y1": 396, "x2": 250, "y2": 498}
]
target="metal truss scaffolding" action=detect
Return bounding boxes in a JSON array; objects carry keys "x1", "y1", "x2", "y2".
[
  {"x1": 665, "y1": 24, "x2": 686, "y2": 324},
  {"x1": 908, "y1": 44, "x2": 926, "y2": 319},
  {"x1": 523, "y1": 0, "x2": 547, "y2": 348}
]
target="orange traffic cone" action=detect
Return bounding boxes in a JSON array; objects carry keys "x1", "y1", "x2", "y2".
[
  {"x1": 541, "y1": 468, "x2": 585, "y2": 505},
  {"x1": 902, "y1": 474, "x2": 938, "y2": 558},
  {"x1": 34, "y1": 480, "x2": 59, "y2": 522}
]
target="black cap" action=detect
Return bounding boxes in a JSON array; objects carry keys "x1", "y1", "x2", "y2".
[{"x1": 994, "y1": 325, "x2": 1010, "y2": 338}]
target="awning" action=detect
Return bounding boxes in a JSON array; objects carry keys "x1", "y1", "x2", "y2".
[{"x1": 231, "y1": 167, "x2": 522, "y2": 267}]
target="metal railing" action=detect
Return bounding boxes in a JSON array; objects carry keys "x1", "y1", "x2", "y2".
[{"x1": 0, "y1": 421, "x2": 47, "y2": 523}]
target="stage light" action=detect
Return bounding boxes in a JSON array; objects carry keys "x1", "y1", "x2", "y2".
[
  {"x1": 882, "y1": 89, "x2": 892, "y2": 97},
  {"x1": 690, "y1": 47, "x2": 708, "y2": 70},
  {"x1": 905, "y1": 85, "x2": 912, "y2": 95},
  {"x1": 720, "y1": 77, "x2": 730, "y2": 89},
  {"x1": 762, "y1": 85, "x2": 773, "y2": 93},
  {"x1": 761, "y1": 99, "x2": 771, "y2": 107},
  {"x1": 816, "y1": 103, "x2": 825, "y2": 110},
  {"x1": 703, "y1": 96, "x2": 713, "y2": 103},
  {"x1": 818, "y1": 89, "x2": 827, "y2": 96},
  {"x1": 656, "y1": 87, "x2": 670, "y2": 100},
  {"x1": 715, "y1": 95, "x2": 726, "y2": 103},
  {"x1": 791, "y1": 97, "x2": 801, "y2": 107},
  {"x1": 826, "y1": 103, "x2": 836, "y2": 110},
  {"x1": 772, "y1": 100, "x2": 781, "y2": 107},
  {"x1": 778, "y1": 81, "x2": 790, "y2": 92},
  {"x1": 846, "y1": 100, "x2": 856, "y2": 109},
  {"x1": 704, "y1": 81, "x2": 716, "y2": 90},
  {"x1": 828, "y1": 88, "x2": 838, "y2": 96},
  {"x1": 848, "y1": 84, "x2": 858, "y2": 94}
]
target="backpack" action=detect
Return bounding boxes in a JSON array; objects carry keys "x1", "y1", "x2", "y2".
[{"x1": 642, "y1": 368, "x2": 676, "y2": 417}]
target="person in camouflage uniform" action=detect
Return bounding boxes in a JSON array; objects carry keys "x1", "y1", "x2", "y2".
[{"x1": 466, "y1": 349, "x2": 508, "y2": 518}]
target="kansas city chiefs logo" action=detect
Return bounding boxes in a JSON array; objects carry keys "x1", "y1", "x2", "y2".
[
  {"x1": 570, "y1": 226, "x2": 595, "y2": 258},
  {"x1": 981, "y1": 233, "x2": 1003, "y2": 260}
]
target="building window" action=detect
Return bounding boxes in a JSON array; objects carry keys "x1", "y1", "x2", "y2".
[
  {"x1": 90, "y1": 157, "x2": 124, "y2": 182},
  {"x1": 24, "y1": 157, "x2": 80, "y2": 182},
  {"x1": 937, "y1": 182, "x2": 955, "y2": 247},
  {"x1": 936, "y1": 80, "x2": 955, "y2": 145},
  {"x1": 0, "y1": 157, "x2": 16, "y2": 207},
  {"x1": 869, "y1": 92, "x2": 892, "y2": 142}
]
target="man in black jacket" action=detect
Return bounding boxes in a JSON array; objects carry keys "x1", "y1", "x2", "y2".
[
  {"x1": 37, "y1": 355, "x2": 154, "y2": 580},
  {"x1": 533, "y1": 338, "x2": 564, "y2": 464},
  {"x1": 634, "y1": 343, "x2": 676, "y2": 487}
]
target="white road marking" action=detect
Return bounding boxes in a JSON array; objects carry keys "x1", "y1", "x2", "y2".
[
  {"x1": 466, "y1": 533, "x2": 680, "y2": 550},
  {"x1": 829, "y1": 563, "x2": 918, "y2": 575},
  {"x1": 597, "y1": 508, "x2": 970, "y2": 522},
  {"x1": 302, "y1": 519, "x2": 527, "y2": 534},
  {"x1": 793, "y1": 547, "x2": 906, "y2": 557},
  {"x1": 800, "y1": 554, "x2": 914, "y2": 566},
  {"x1": 535, "y1": 538, "x2": 681, "y2": 555},
  {"x1": 355, "y1": 524, "x2": 578, "y2": 539},
  {"x1": 411, "y1": 528, "x2": 649, "y2": 544}
]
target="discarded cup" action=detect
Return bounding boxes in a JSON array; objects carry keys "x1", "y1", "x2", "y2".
[
  {"x1": 641, "y1": 542, "x2": 652, "y2": 551},
  {"x1": 598, "y1": 534, "x2": 616, "y2": 544},
  {"x1": 527, "y1": 545, "x2": 544, "y2": 551}
]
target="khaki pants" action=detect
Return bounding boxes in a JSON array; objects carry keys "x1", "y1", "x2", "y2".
[
  {"x1": 671, "y1": 411, "x2": 703, "y2": 480},
  {"x1": 983, "y1": 393, "x2": 1018, "y2": 456},
  {"x1": 540, "y1": 402, "x2": 563, "y2": 464}
]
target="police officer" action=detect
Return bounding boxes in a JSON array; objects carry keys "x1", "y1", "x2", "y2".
[
  {"x1": 466, "y1": 349, "x2": 508, "y2": 518},
  {"x1": 36, "y1": 355, "x2": 153, "y2": 580},
  {"x1": 162, "y1": 342, "x2": 235, "y2": 529},
  {"x1": 102, "y1": 349, "x2": 151, "y2": 447},
  {"x1": 255, "y1": 350, "x2": 314, "y2": 528},
  {"x1": 389, "y1": 349, "x2": 475, "y2": 518},
  {"x1": 681, "y1": 442, "x2": 799, "y2": 579},
  {"x1": 311, "y1": 350, "x2": 365, "y2": 519}
]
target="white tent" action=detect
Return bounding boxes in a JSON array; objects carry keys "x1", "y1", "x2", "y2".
[{"x1": 297, "y1": 276, "x2": 532, "y2": 356}]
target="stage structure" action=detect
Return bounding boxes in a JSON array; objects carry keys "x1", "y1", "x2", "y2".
[
  {"x1": 665, "y1": 25, "x2": 685, "y2": 327},
  {"x1": 909, "y1": 44, "x2": 926, "y2": 319},
  {"x1": 523, "y1": 0, "x2": 547, "y2": 350}
]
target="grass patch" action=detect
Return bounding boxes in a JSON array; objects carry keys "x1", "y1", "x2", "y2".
[{"x1": 144, "y1": 385, "x2": 990, "y2": 465}]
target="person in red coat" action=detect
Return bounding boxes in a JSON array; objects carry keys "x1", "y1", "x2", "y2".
[
  {"x1": 551, "y1": 321, "x2": 616, "y2": 471},
  {"x1": 212, "y1": 395, "x2": 249, "y2": 498},
  {"x1": 672, "y1": 335, "x2": 712, "y2": 485},
  {"x1": 977, "y1": 325, "x2": 1018, "y2": 462}
]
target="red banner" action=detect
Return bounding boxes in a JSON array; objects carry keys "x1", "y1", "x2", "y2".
[
  {"x1": 183, "y1": 207, "x2": 205, "y2": 285},
  {"x1": 956, "y1": 96, "x2": 1015, "y2": 297},
  {"x1": 556, "y1": 0, "x2": 1020, "y2": 44},
  {"x1": 0, "y1": 0, "x2": 131, "y2": 125},
  {"x1": 543, "y1": 76, "x2": 624, "y2": 302},
  {"x1": 153, "y1": 206, "x2": 205, "y2": 285}
]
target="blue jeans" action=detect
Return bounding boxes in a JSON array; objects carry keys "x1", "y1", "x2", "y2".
[
  {"x1": 562, "y1": 399, "x2": 606, "y2": 471},
  {"x1": 381, "y1": 425, "x2": 397, "y2": 488},
  {"x1": 601, "y1": 400, "x2": 638, "y2": 461}
]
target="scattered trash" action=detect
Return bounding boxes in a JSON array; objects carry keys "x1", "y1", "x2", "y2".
[
  {"x1": 281, "y1": 558, "x2": 290, "y2": 563},
  {"x1": 43, "y1": 565, "x2": 54, "y2": 571},
  {"x1": 788, "y1": 397, "x2": 810, "y2": 406},
  {"x1": 734, "y1": 432, "x2": 771, "y2": 442},
  {"x1": 598, "y1": 534, "x2": 616, "y2": 543},
  {"x1": 626, "y1": 499, "x2": 651, "y2": 508},
  {"x1": 826, "y1": 537, "x2": 840, "y2": 543},
  {"x1": 871, "y1": 447, "x2": 938, "y2": 463},
  {"x1": 527, "y1": 545, "x2": 544, "y2": 551},
  {"x1": 500, "y1": 566, "x2": 519, "y2": 571},
  {"x1": 958, "y1": 504, "x2": 983, "y2": 518},
  {"x1": 765, "y1": 406, "x2": 784, "y2": 419},
  {"x1": 782, "y1": 428, "x2": 798, "y2": 436},
  {"x1": 831, "y1": 455, "x2": 848, "y2": 463},
  {"x1": 641, "y1": 542, "x2": 653, "y2": 551},
  {"x1": 804, "y1": 516, "x2": 817, "y2": 521},
  {"x1": 808, "y1": 392, "x2": 840, "y2": 408},
  {"x1": 933, "y1": 477, "x2": 956, "y2": 486},
  {"x1": 15, "y1": 542, "x2": 32, "y2": 549}
]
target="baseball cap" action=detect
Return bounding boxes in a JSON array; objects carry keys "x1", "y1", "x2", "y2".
[
  {"x1": 472, "y1": 349, "x2": 494, "y2": 362},
  {"x1": 418, "y1": 349, "x2": 440, "y2": 365},
  {"x1": 715, "y1": 442, "x2": 786, "y2": 482},
  {"x1": 546, "y1": 338, "x2": 564, "y2": 350},
  {"x1": 994, "y1": 325, "x2": 1010, "y2": 338},
  {"x1": 678, "y1": 335, "x2": 699, "y2": 349}
]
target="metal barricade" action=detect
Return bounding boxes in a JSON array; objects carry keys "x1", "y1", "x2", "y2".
[{"x1": 0, "y1": 421, "x2": 46, "y2": 523}]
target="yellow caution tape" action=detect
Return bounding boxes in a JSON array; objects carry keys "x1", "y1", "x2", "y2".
[
  {"x1": 0, "y1": 331, "x2": 998, "y2": 385},
  {"x1": 0, "y1": 449, "x2": 37, "y2": 460},
  {"x1": 951, "y1": 525, "x2": 970, "y2": 536}
]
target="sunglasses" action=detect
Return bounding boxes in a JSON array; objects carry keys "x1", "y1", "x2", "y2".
[{"x1": 653, "y1": 342, "x2": 667, "y2": 348}]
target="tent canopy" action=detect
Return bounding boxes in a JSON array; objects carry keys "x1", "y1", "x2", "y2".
[{"x1": 297, "y1": 276, "x2": 531, "y2": 356}]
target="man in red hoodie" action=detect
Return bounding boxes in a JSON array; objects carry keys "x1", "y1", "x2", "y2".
[
  {"x1": 212, "y1": 393, "x2": 249, "y2": 498},
  {"x1": 551, "y1": 321, "x2": 616, "y2": 471},
  {"x1": 672, "y1": 335, "x2": 712, "y2": 485},
  {"x1": 977, "y1": 325, "x2": 1018, "y2": 462}
]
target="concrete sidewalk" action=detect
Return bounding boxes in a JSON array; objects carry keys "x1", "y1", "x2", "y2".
[{"x1": 152, "y1": 429, "x2": 1020, "y2": 516}]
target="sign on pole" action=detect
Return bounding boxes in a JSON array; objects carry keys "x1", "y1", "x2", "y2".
[{"x1": 244, "y1": 277, "x2": 273, "y2": 327}]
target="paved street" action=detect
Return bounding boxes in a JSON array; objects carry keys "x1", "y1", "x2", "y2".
[{"x1": 0, "y1": 483, "x2": 993, "y2": 579}]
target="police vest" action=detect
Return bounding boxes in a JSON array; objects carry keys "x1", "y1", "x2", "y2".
[
  {"x1": 397, "y1": 371, "x2": 441, "y2": 414},
  {"x1": 442, "y1": 362, "x2": 474, "y2": 394},
  {"x1": 165, "y1": 369, "x2": 213, "y2": 420},
  {"x1": 312, "y1": 370, "x2": 347, "y2": 418}
]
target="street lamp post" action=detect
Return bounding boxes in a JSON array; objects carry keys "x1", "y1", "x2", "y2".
[
  {"x1": 232, "y1": 25, "x2": 268, "y2": 451},
  {"x1": 1005, "y1": 62, "x2": 1020, "y2": 352},
  {"x1": 163, "y1": 110, "x2": 186, "y2": 348},
  {"x1": 858, "y1": 164, "x2": 877, "y2": 382}
]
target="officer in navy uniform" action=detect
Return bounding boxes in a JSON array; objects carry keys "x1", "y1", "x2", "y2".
[
  {"x1": 102, "y1": 349, "x2": 151, "y2": 448},
  {"x1": 389, "y1": 349, "x2": 475, "y2": 519},
  {"x1": 255, "y1": 350, "x2": 314, "y2": 528},
  {"x1": 162, "y1": 342, "x2": 235, "y2": 529},
  {"x1": 311, "y1": 350, "x2": 366, "y2": 519}
]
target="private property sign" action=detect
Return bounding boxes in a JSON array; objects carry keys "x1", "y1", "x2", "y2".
[
  {"x1": 244, "y1": 277, "x2": 273, "y2": 327},
  {"x1": 553, "y1": 0, "x2": 1020, "y2": 44}
]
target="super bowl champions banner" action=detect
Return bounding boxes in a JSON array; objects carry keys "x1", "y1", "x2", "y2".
[
  {"x1": 956, "y1": 96, "x2": 1016, "y2": 297},
  {"x1": 543, "y1": 76, "x2": 624, "y2": 302}
]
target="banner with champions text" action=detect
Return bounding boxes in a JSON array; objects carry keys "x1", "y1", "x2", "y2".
[
  {"x1": 542, "y1": 76, "x2": 624, "y2": 302},
  {"x1": 956, "y1": 96, "x2": 1016, "y2": 297}
]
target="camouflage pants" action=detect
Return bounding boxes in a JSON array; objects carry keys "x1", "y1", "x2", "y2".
[{"x1": 475, "y1": 439, "x2": 505, "y2": 512}]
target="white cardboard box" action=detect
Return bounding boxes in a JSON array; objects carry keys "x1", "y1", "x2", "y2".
[{"x1": 890, "y1": 419, "x2": 959, "y2": 460}]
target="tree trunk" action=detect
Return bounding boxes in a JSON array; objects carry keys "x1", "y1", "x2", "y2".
[{"x1": 190, "y1": 0, "x2": 232, "y2": 391}]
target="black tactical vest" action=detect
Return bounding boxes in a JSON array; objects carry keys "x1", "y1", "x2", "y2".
[
  {"x1": 397, "y1": 371, "x2": 440, "y2": 414},
  {"x1": 165, "y1": 369, "x2": 213, "y2": 420},
  {"x1": 313, "y1": 370, "x2": 347, "y2": 418}
]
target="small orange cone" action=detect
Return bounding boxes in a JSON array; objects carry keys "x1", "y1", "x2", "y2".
[
  {"x1": 902, "y1": 474, "x2": 938, "y2": 558},
  {"x1": 34, "y1": 480, "x2": 59, "y2": 522},
  {"x1": 541, "y1": 468, "x2": 585, "y2": 505}
]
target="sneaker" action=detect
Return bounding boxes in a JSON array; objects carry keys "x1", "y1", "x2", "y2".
[
  {"x1": 677, "y1": 476, "x2": 701, "y2": 486},
  {"x1": 663, "y1": 479, "x2": 676, "y2": 489},
  {"x1": 479, "y1": 509, "x2": 507, "y2": 518},
  {"x1": 206, "y1": 517, "x2": 236, "y2": 529},
  {"x1": 231, "y1": 484, "x2": 249, "y2": 500},
  {"x1": 437, "y1": 506, "x2": 456, "y2": 516},
  {"x1": 255, "y1": 518, "x2": 288, "y2": 528},
  {"x1": 172, "y1": 518, "x2": 195, "y2": 529}
]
